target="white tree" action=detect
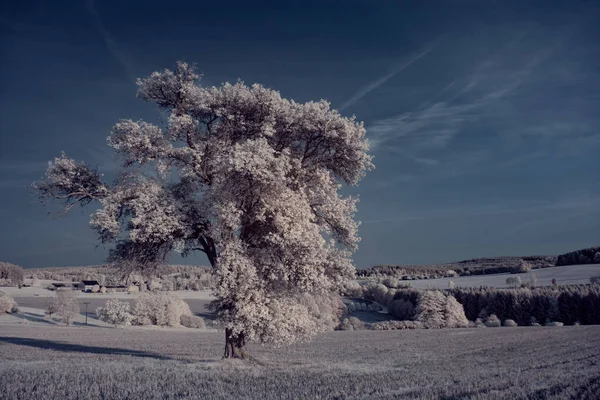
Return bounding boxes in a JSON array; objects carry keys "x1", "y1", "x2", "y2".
[
  {"x1": 96, "y1": 299, "x2": 132, "y2": 327},
  {"x1": 34, "y1": 62, "x2": 372, "y2": 358},
  {"x1": 47, "y1": 289, "x2": 80, "y2": 325}
]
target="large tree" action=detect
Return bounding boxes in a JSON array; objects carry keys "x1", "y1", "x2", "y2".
[{"x1": 34, "y1": 62, "x2": 373, "y2": 358}]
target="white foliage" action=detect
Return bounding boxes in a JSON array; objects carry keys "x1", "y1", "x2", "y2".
[
  {"x1": 47, "y1": 289, "x2": 79, "y2": 325},
  {"x1": 96, "y1": 299, "x2": 132, "y2": 327},
  {"x1": 35, "y1": 62, "x2": 373, "y2": 346},
  {"x1": 132, "y1": 293, "x2": 191, "y2": 327}
]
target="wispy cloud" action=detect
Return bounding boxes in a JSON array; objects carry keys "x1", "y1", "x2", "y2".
[
  {"x1": 368, "y1": 44, "x2": 555, "y2": 155},
  {"x1": 339, "y1": 40, "x2": 440, "y2": 111},
  {"x1": 84, "y1": 0, "x2": 136, "y2": 82}
]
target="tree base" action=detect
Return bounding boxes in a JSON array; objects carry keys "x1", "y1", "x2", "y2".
[{"x1": 223, "y1": 328, "x2": 249, "y2": 359}]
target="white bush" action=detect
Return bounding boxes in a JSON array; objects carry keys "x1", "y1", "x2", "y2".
[
  {"x1": 96, "y1": 299, "x2": 132, "y2": 327},
  {"x1": 127, "y1": 285, "x2": 139, "y2": 294},
  {"x1": 371, "y1": 320, "x2": 422, "y2": 330},
  {"x1": 180, "y1": 314, "x2": 206, "y2": 329},
  {"x1": 381, "y1": 277, "x2": 399, "y2": 289},
  {"x1": 0, "y1": 292, "x2": 17, "y2": 313},
  {"x1": 506, "y1": 276, "x2": 522, "y2": 288},
  {"x1": 444, "y1": 295, "x2": 469, "y2": 328},
  {"x1": 503, "y1": 319, "x2": 518, "y2": 327},
  {"x1": 31, "y1": 277, "x2": 41, "y2": 287},
  {"x1": 132, "y1": 293, "x2": 191, "y2": 327},
  {"x1": 337, "y1": 317, "x2": 364, "y2": 331},
  {"x1": 415, "y1": 290, "x2": 447, "y2": 328},
  {"x1": 91, "y1": 284, "x2": 100, "y2": 293},
  {"x1": 445, "y1": 270, "x2": 458, "y2": 278},
  {"x1": 485, "y1": 314, "x2": 501, "y2": 328},
  {"x1": 47, "y1": 289, "x2": 79, "y2": 325}
]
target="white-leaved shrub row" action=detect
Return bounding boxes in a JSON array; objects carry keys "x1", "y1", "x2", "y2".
[{"x1": 96, "y1": 294, "x2": 205, "y2": 329}]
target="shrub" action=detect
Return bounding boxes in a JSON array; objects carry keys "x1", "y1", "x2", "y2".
[
  {"x1": 389, "y1": 299, "x2": 416, "y2": 320},
  {"x1": 99, "y1": 286, "x2": 107, "y2": 294},
  {"x1": 47, "y1": 289, "x2": 80, "y2": 325},
  {"x1": 591, "y1": 276, "x2": 600, "y2": 284},
  {"x1": 506, "y1": 276, "x2": 522, "y2": 288},
  {"x1": 337, "y1": 317, "x2": 364, "y2": 331},
  {"x1": 594, "y1": 252, "x2": 600, "y2": 264},
  {"x1": 485, "y1": 314, "x2": 501, "y2": 327},
  {"x1": 516, "y1": 260, "x2": 531, "y2": 273},
  {"x1": 0, "y1": 292, "x2": 17, "y2": 313},
  {"x1": 530, "y1": 316, "x2": 540, "y2": 326},
  {"x1": 503, "y1": 319, "x2": 518, "y2": 327},
  {"x1": 0, "y1": 262, "x2": 25, "y2": 286},
  {"x1": 127, "y1": 285, "x2": 139, "y2": 293},
  {"x1": 529, "y1": 273, "x2": 538, "y2": 287},
  {"x1": 363, "y1": 283, "x2": 390, "y2": 306},
  {"x1": 180, "y1": 314, "x2": 206, "y2": 329},
  {"x1": 371, "y1": 320, "x2": 423, "y2": 330},
  {"x1": 445, "y1": 270, "x2": 458, "y2": 278},
  {"x1": 415, "y1": 290, "x2": 447, "y2": 328},
  {"x1": 448, "y1": 280, "x2": 455, "y2": 289},
  {"x1": 132, "y1": 293, "x2": 191, "y2": 327},
  {"x1": 381, "y1": 277, "x2": 400, "y2": 289},
  {"x1": 444, "y1": 295, "x2": 469, "y2": 328},
  {"x1": 91, "y1": 284, "x2": 100, "y2": 293},
  {"x1": 31, "y1": 277, "x2": 41, "y2": 287},
  {"x1": 544, "y1": 321, "x2": 564, "y2": 327},
  {"x1": 473, "y1": 318, "x2": 486, "y2": 328},
  {"x1": 96, "y1": 299, "x2": 132, "y2": 327}
]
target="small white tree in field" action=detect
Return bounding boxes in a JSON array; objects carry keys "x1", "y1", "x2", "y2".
[
  {"x1": 448, "y1": 280, "x2": 455, "y2": 289},
  {"x1": 506, "y1": 276, "x2": 521, "y2": 288},
  {"x1": 48, "y1": 289, "x2": 79, "y2": 325},
  {"x1": 96, "y1": 299, "x2": 132, "y2": 327},
  {"x1": 0, "y1": 292, "x2": 17, "y2": 313},
  {"x1": 31, "y1": 276, "x2": 41, "y2": 287},
  {"x1": 33, "y1": 62, "x2": 373, "y2": 359}
]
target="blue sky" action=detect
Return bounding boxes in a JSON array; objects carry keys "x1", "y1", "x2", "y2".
[{"x1": 1, "y1": 0, "x2": 599, "y2": 269}]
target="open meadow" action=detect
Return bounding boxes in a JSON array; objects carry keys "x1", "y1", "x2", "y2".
[{"x1": 1, "y1": 324, "x2": 599, "y2": 399}]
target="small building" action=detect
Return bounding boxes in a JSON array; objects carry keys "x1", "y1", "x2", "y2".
[{"x1": 78, "y1": 280, "x2": 100, "y2": 292}]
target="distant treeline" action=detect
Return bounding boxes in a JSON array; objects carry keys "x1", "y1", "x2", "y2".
[
  {"x1": 358, "y1": 245, "x2": 600, "y2": 279},
  {"x1": 356, "y1": 256, "x2": 556, "y2": 279},
  {"x1": 556, "y1": 246, "x2": 600, "y2": 266},
  {"x1": 24, "y1": 264, "x2": 212, "y2": 290},
  {"x1": 391, "y1": 284, "x2": 600, "y2": 326}
]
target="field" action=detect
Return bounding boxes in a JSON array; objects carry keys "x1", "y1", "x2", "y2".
[
  {"x1": 1, "y1": 324, "x2": 599, "y2": 399},
  {"x1": 399, "y1": 264, "x2": 600, "y2": 290}
]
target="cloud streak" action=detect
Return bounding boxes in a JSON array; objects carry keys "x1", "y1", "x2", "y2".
[
  {"x1": 339, "y1": 43, "x2": 437, "y2": 111},
  {"x1": 84, "y1": 0, "x2": 136, "y2": 82}
]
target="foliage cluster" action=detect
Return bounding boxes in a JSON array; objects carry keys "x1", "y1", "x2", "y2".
[{"x1": 0, "y1": 262, "x2": 25, "y2": 286}]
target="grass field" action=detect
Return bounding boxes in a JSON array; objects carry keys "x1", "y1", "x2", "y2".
[{"x1": 1, "y1": 325, "x2": 599, "y2": 399}]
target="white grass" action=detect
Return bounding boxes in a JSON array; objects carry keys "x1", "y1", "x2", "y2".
[{"x1": 0, "y1": 325, "x2": 599, "y2": 399}]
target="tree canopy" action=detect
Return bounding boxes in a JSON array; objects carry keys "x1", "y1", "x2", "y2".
[{"x1": 34, "y1": 62, "x2": 373, "y2": 356}]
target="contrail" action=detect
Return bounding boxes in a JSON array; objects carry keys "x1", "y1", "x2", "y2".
[{"x1": 339, "y1": 43, "x2": 438, "y2": 111}]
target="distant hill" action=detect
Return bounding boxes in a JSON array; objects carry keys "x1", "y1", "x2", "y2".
[
  {"x1": 357, "y1": 246, "x2": 599, "y2": 279},
  {"x1": 556, "y1": 246, "x2": 600, "y2": 266}
]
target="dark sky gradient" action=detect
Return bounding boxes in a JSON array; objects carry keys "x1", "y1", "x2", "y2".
[{"x1": 1, "y1": 1, "x2": 599, "y2": 268}]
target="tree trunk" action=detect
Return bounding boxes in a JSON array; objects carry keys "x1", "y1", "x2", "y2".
[{"x1": 223, "y1": 328, "x2": 249, "y2": 359}]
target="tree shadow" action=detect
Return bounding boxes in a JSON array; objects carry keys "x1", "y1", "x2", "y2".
[
  {"x1": 0, "y1": 336, "x2": 175, "y2": 361},
  {"x1": 10, "y1": 311, "x2": 56, "y2": 325}
]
